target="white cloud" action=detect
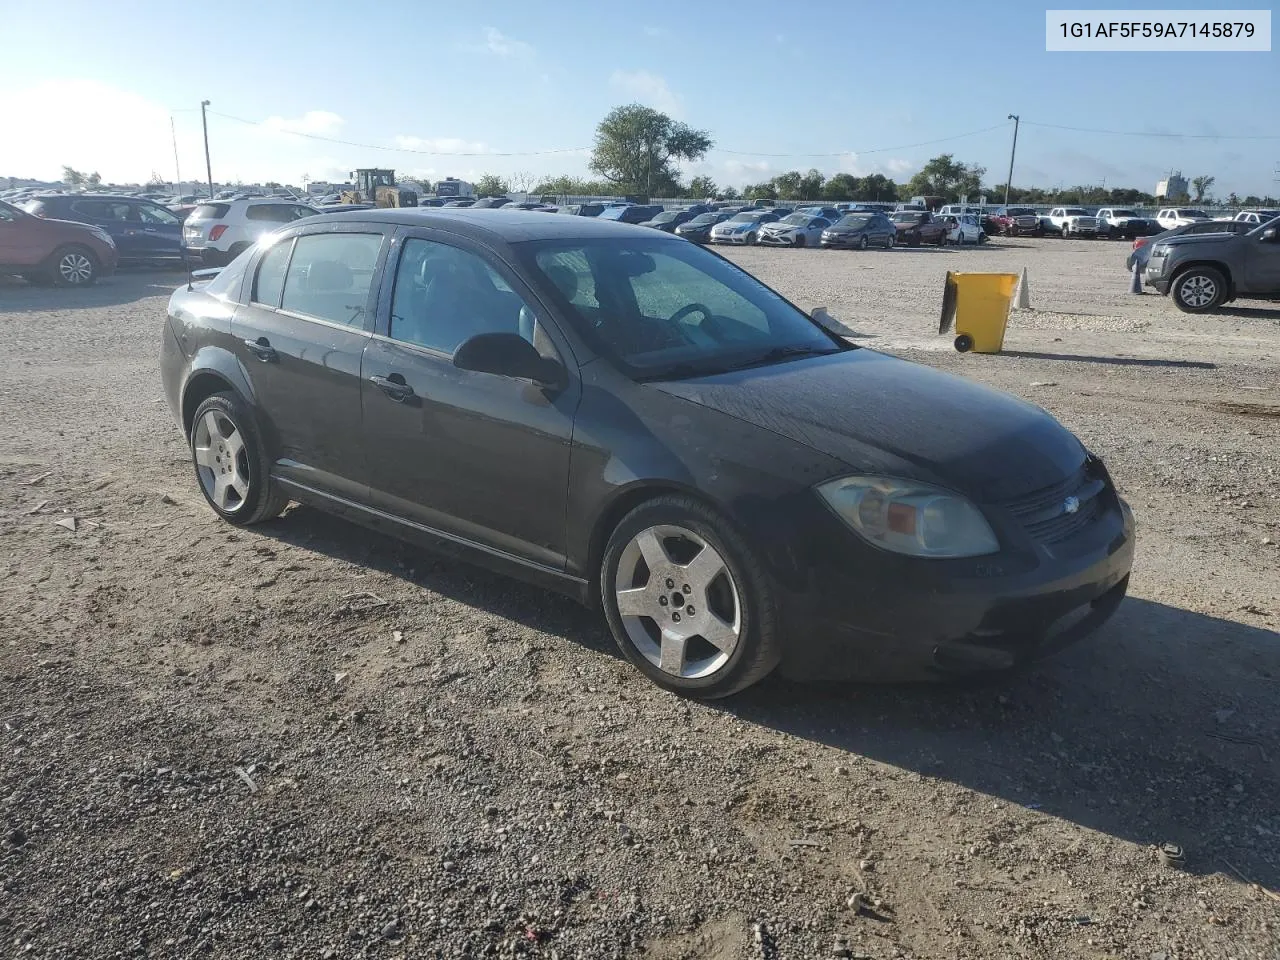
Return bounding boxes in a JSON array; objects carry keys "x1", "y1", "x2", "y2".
[
  {"x1": 475, "y1": 26, "x2": 534, "y2": 58},
  {"x1": 393, "y1": 136, "x2": 491, "y2": 155},
  {"x1": 609, "y1": 70, "x2": 684, "y2": 118},
  {"x1": 262, "y1": 111, "x2": 344, "y2": 136}
]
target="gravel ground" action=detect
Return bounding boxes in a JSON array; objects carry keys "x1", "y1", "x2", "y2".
[{"x1": 1, "y1": 239, "x2": 1278, "y2": 960}]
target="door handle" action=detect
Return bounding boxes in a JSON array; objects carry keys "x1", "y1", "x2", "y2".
[
  {"x1": 244, "y1": 337, "x2": 277, "y2": 362},
  {"x1": 369, "y1": 374, "x2": 415, "y2": 402}
]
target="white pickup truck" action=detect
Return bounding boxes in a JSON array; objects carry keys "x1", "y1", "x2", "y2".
[
  {"x1": 1095, "y1": 208, "x2": 1158, "y2": 239},
  {"x1": 1044, "y1": 206, "x2": 1102, "y2": 238}
]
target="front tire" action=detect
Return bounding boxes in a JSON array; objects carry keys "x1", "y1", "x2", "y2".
[
  {"x1": 794, "y1": 235, "x2": 806, "y2": 248},
  {"x1": 189, "y1": 392, "x2": 289, "y2": 525},
  {"x1": 858, "y1": 235, "x2": 869, "y2": 250},
  {"x1": 1171, "y1": 266, "x2": 1227, "y2": 313},
  {"x1": 885, "y1": 232, "x2": 895, "y2": 249},
  {"x1": 601, "y1": 496, "x2": 781, "y2": 699},
  {"x1": 48, "y1": 245, "x2": 98, "y2": 286},
  {"x1": 745, "y1": 232, "x2": 757, "y2": 245}
]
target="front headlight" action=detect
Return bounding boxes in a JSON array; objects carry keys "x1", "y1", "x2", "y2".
[{"x1": 816, "y1": 476, "x2": 999, "y2": 558}]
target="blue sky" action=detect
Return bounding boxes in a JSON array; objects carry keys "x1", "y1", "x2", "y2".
[{"x1": 1, "y1": 0, "x2": 1276, "y2": 195}]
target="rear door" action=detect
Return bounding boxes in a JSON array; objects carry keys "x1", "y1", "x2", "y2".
[
  {"x1": 229, "y1": 223, "x2": 390, "y2": 501},
  {"x1": 359, "y1": 229, "x2": 579, "y2": 568},
  {"x1": 133, "y1": 202, "x2": 185, "y2": 259}
]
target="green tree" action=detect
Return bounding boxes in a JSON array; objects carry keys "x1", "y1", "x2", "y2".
[
  {"x1": 87, "y1": 171, "x2": 101, "y2": 186},
  {"x1": 904, "y1": 154, "x2": 986, "y2": 201},
  {"x1": 61, "y1": 165, "x2": 85, "y2": 186},
  {"x1": 1191, "y1": 175, "x2": 1215, "y2": 203},
  {"x1": 1226, "y1": 192, "x2": 1240, "y2": 207},
  {"x1": 798, "y1": 168, "x2": 826, "y2": 200},
  {"x1": 857, "y1": 174, "x2": 897, "y2": 201},
  {"x1": 770, "y1": 171, "x2": 803, "y2": 199},
  {"x1": 474, "y1": 173, "x2": 511, "y2": 197},
  {"x1": 720, "y1": 185, "x2": 740, "y2": 200},
  {"x1": 823, "y1": 173, "x2": 859, "y2": 200},
  {"x1": 742, "y1": 181, "x2": 778, "y2": 201},
  {"x1": 589, "y1": 103, "x2": 713, "y2": 197},
  {"x1": 688, "y1": 175, "x2": 717, "y2": 198}
]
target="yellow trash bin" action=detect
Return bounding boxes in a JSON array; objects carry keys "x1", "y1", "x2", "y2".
[{"x1": 938, "y1": 271, "x2": 1018, "y2": 353}]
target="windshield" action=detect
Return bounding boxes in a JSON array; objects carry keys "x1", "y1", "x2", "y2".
[
  {"x1": 651, "y1": 212, "x2": 678, "y2": 223},
  {"x1": 521, "y1": 238, "x2": 843, "y2": 380},
  {"x1": 781, "y1": 213, "x2": 808, "y2": 225},
  {"x1": 835, "y1": 216, "x2": 871, "y2": 228},
  {"x1": 891, "y1": 213, "x2": 923, "y2": 223},
  {"x1": 1178, "y1": 210, "x2": 1209, "y2": 218},
  {"x1": 729, "y1": 212, "x2": 763, "y2": 222},
  {"x1": 687, "y1": 213, "x2": 721, "y2": 225},
  {"x1": 1110, "y1": 210, "x2": 1138, "y2": 217},
  {"x1": 1063, "y1": 208, "x2": 1089, "y2": 215}
]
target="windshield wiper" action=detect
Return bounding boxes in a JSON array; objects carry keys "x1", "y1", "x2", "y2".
[{"x1": 725, "y1": 344, "x2": 832, "y2": 371}]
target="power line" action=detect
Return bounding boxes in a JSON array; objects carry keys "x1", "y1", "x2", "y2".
[
  {"x1": 712, "y1": 123, "x2": 1011, "y2": 158},
  {"x1": 1021, "y1": 120, "x2": 1280, "y2": 140}
]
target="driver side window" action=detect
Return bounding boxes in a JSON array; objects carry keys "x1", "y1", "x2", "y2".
[{"x1": 627, "y1": 251, "x2": 770, "y2": 333}]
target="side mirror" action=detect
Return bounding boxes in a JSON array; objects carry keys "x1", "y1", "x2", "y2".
[
  {"x1": 453, "y1": 332, "x2": 565, "y2": 387},
  {"x1": 1263, "y1": 227, "x2": 1277, "y2": 241}
]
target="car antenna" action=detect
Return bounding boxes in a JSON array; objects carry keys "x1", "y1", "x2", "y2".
[{"x1": 186, "y1": 255, "x2": 193, "y2": 291}]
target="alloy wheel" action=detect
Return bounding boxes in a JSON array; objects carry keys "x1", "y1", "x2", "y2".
[
  {"x1": 1178, "y1": 275, "x2": 1217, "y2": 308},
  {"x1": 193, "y1": 410, "x2": 250, "y2": 513},
  {"x1": 58, "y1": 252, "x2": 93, "y2": 284},
  {"x1": 614, "y1": 524, "x2": 741, "y2": 679}
]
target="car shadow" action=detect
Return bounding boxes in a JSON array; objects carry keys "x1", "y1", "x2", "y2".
[
  {"x1": 723, "y1": 597, "x2": 1280, "y2": 886},
  {"x1": 260, "y1": 504, "x2": 620, "y2": 660},
  {"x1": 0, "y1": 267, "x2": 186, "y2": 313},
  {"x1": 999, "y1": 350, "x2": 1217, "y2": 369},
  {"x1": 257, "y1": 503, "x2": 1278, "y2": 886},
  {"x1": 1211, "y1": 305, "x2": 1280, "y2": 320}
]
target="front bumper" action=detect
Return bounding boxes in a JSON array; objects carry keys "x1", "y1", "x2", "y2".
[
  {"x1": 757, "y1": 232, "x2": 797, "y2": 246},
  {"x1": 775, "y1": 495, "x2": 1136, "y2": 683},
  {"x1": 820, "y1": 235, "x2": 863, "y2": 248},
  {"x1": 711, "y1": 232, "x2": 754, "y2": 244}
]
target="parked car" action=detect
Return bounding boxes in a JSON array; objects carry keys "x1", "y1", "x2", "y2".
[
  {"x1": 599, "y1": 204, "x2": 664, "y2": 225},
  {"x1": 443, "y1": 199, "x2": 476, "y2": 208},
  {"x1": 673, "y1": 212, "x2": 732, "y2": 243},
  {"x1": 820, "y1": 213, "x2": 897, "y2": 249},
  {"x1": 941, "y1": 213, "x2": 986, "y2": 245},
  {"x1": 22, "y1": 194, "x2": 187, "y2": 265},
  {"x1": 1233, "y1": 209, "x2": 1280, "y2": 225},
  {"x1": 1095, "y1": 208, "x2": 1157, "y2": 239},
  {"x1": 1045, "y1": 207, "x2": 1101, "y2": 238},
  {"x1": 0, "y1": 199, "x2": 119, "y2": 286},
  {"x1": 795, "y1": 205, "x2": 843, "y2": 223},
  {"x1": 561, "y1": 203, "x2": 606, "y2": 218},
  {"x1": 182, "y1": 199, "x2": 319, "y2": 266},
  {"x1": 1126, "y1": 219, "x2": 1253, "y2": 273},
  {"x1": 160, "y1": 209, "x2": 1135, "y2": 697},
  {"x1": 709, "y1": 210, "x2": 781, "y2": 245},
  {"x1": 757, "y1": 213, "x2": 831, "y2": 247},
  {"x1": 471, "y1": 197, "x2": 512, "y2": 209},
  {"x1": 890, "y1": 210, "x2": 947, "y2": 246},
  {"x1": 1155, "y1": 208, "x2": 1211, "y2": 230},
  {"x1": 640, "y1": 209, "x2": 696, "y2": 233},
  {"x1": 1144, "y1": 215, "x2": 1280, "y2": 311}
]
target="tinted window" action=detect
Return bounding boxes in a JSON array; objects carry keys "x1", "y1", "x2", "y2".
[
  {"x1": 137, "y1": 204, "x2": 179, "y2": 225},
  {"x1": 247, "y1": 204, "x2": 296, "y2": 222},
  {"x1": 253, "y1": 238, "x2": 293, "y2": 306},
  {"x1": 191, "y1": 203, "x2": 231, "y2": 220},
  {"x1": 390, "y1": 238, "x2": 547, "y2": 356},
  {"x1": 525, "y1": 238, "x2": 839, "y2": 379},
  {"x1": 280, "y1": 233, "x2": 382, "y2": 327},
  {"x1": 72, "y1": 200, "x2": 138, "y2": 221}
]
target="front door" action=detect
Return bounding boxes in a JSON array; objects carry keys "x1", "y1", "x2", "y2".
[
  {"x1": 1244, "y1": 229, "x2": 1280, "y2": 292},
  {"x1": 360, "y1": 231, "x2": 579, "y2": 569},
  {"x1": 133, "y1": 202, "x2": 185, "y2": 259},
  {"x1": 229, "y1": 226, "x2": 387, "y2": 501}
]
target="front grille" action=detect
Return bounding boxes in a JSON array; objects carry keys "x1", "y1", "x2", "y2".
[{"x1": 998, "y1": 463, "x2": 1107, "y2": 545}]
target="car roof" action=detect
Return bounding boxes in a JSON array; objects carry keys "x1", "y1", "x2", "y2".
[{"x1": 312, "y1": 208, "x2": 682, "y2": 243}]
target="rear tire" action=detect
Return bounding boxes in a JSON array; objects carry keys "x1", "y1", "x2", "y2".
[
  {"x1": 189, "y1": 392, "x2": 289, "y2": 525},
  {"x1": 600, "y1": 495, "x2": 781, "y2": 699},
  {"x1": 794, "y1": 235, "x2": 806, "y2": 248},
  {"x1": 858, "y1": 235, "x2": 869, "y2": 250},
  {"x1": 885, "y1": 232, "x2": 895, "y2": 249},
  {"x1": 48, "y1": 245, "x2": 98, "y2": 286},
  {"x1": 1171, "y1": 266, "x2": 1227, "y2": 313}
]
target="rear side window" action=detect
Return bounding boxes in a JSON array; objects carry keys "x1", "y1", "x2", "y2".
[
  {"x1": 253, "y1": 238, "x2": 293, "y2": 306},
  {"x1": 280, "y1": 233, "x2": 383, "y2": 327},
  {"x1": 247, "y1": 204, "x2": 290, "y2": 222},
  {"x1": 191, "y1": 203, "x2": 231, "y2": 220}
]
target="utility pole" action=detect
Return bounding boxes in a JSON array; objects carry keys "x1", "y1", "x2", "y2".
[
  {"x1": 1003, "y1": 115, "x2": 1020, "y2": 207},
  {"x1": 200, "y1": 100, "x2": 214, "y2": 199},
  {"x1": 170, "y1": 116, "x2": 182, "y2": 195}
]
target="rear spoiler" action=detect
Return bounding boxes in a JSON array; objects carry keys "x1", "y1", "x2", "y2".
[{"x1": 186, "y1": 265, "x2": 222, "y2": 290}]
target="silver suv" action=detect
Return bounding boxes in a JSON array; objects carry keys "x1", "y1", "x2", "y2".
[
  {"x1": 1144, "y1": 216, "x2": 1280, "y2": 312},
  {"x1": 183, "y1": 199, "x2": 318, "y2": 266}
]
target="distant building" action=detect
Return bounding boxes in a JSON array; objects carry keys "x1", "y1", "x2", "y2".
[{"x1": 1156, "y1": 172, "x2": 1189, "y2": 202}]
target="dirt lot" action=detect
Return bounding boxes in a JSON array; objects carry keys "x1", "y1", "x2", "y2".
[{"x1": 2, "y1": 238, "x2": 1278, "y2": 960}]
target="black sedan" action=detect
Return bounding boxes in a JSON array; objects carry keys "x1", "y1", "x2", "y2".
[
  {"x1": 821, "y1": 213, "x2": 898, "y2": 249},
  {"x1": 673, "y1": 211, "x2": 732, "y2": 243},
  {"x1": 161, "y1": 210, "x2": 1134, "y2": 698},
  {"x1": 640, "y1": 209, "x2": 696, "y2": 232}
]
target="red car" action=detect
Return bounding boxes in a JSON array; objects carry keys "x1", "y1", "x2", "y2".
[
  {"x1": 0, "y1": 200, "x2": 119, "y2": 285},
  {"x1": 890, "y1": 210, "x2": 948, "y2": 246}
]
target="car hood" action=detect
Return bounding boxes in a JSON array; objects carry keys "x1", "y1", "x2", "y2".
[
  {"x1": 760, "y1": 221, "x2": 795, "y2": 232},
  {"x1": 650, "y1": 350, "x2": 1083, "y2": 501}
]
